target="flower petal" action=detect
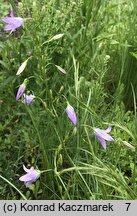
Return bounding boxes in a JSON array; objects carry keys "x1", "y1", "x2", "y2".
[
  {"x1": 3, "y1": 24, "x2": 15, "y2": 31},
  {"x1": 105, "y1": 126, "x2": 112, "y2": 133},
  {"x1": 97, "y1": 137, "x2": 107, "y2": 149},
  {"x1": 2, "y1": 17, "x2": 14, "y2": 23},
  {"x1": 26, "y1": 181, "x2": 33, "y2": 188},
  {"x1": 11, "y1": 17, "x2": 24, "y2": 28},
  {"x1": 23, "y1": 165, "x2": 34, "y2": 173},
  {"x1": 19, "y1": 173, "x2": 34, "y2": 182},
  {"x1": 95, "y1": 128, "x2": 114, "y2": 141}
]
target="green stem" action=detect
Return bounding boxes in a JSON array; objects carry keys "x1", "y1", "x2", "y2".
[
  {"x1": 0, "y1": 175, "x2": 27, "y2": 200},
  {"x1": 58, "y1": 166, "x2": 92, "y2": 175},
  {"x1": 26, "y1": 106, "x2": 49, "y2": 169},
  {"x1": 26, "y1": 106, "x2": 54, "y2": 195},
  {"x1": 84, "y1": 126, "x2": 96, "y2": 160},
  {"x1": 41, "y1": 169, "x2": 52, "y2": 174}
]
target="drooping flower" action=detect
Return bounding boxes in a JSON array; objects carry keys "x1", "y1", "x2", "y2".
[
  {"x1": 94, "y1": 126, "x2": 114, "y2": 149},
  {"x1": 19, "y1": 165, "x2": 40, "y2": 188},
  {"x1": 2, "y1": 11, "x2": 24, "y2": 34},
  {"x1": 66, "y1": 104, "x2": 77, "y2": 126},
  {"x1": 16, "y1": 79, "x2": 27, "y2": 101},
  {"x1": 22, "y1": 93, "x2": 35, "y2": 105}
]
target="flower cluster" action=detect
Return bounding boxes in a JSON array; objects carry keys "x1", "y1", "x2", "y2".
[
  {"x1": 1, "y1": 11, "x2": 35, "y2": 106},
  {"x1": 16, "y1": 79, "x2": 35, "y2": 105}
]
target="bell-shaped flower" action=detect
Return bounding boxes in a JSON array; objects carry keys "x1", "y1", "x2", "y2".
[
  {"x1": 94, "y1": 126, "x2": 114, "y2": 149},
  {"x1": 66, "y1": 104, "x2": 77, "y2": 126},
  {"x1": 19, "y1": 165, "x2": 40, "y2": 188},
  {"x1": 16, "y1": 79, "x2": 27, "y2": 101},
  {"x1": 2, "y1": 11, "x2": 24, "y2": 34},
  {"x1": 22, "y1": 93, "x2": 35, "y2": 105}
]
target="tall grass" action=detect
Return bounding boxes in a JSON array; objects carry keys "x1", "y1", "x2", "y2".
[{"x1": 0, "y1": 0, "x2": 137, "y2": 199}]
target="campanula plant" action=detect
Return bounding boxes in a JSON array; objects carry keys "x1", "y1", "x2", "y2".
[{"x1": 1, "y1": 0, "x2": 136, "y2": 200}]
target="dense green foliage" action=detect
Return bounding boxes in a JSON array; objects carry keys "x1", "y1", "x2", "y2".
[{"x1": 0, "y1": 0, "x2": 137, "y2": 200}]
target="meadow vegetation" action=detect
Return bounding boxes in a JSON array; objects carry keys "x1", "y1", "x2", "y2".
[{"x1": 0, "y1": 0, "x2": 137, "y2": 200}]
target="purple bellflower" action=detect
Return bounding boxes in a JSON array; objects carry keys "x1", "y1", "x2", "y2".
[
  {"x1": 94, "y1": 126, "x2": 114, "y2": 149},
  {"x1": 66, "y1": 104, "x2": 77, "y2": 126},
  {"x1": 16, "y1": 79, "x2": 27, "y2": 101},
  {"x1": 19, "y1": 165, "x2": 40, "y2": 188},
  {"x1": 22, "y1": 93, "x2": 35, "y2": 105},
  {"x1": 2, "y1": 11, "x2": 24, "y2": 34}
]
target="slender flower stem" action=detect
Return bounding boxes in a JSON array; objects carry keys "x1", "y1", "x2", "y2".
[
  {"x1": 0, "y1": 175, "x2": 27, "y2": 200},
  {"x1": 26, "y1": 106, "x2": 55, "y2": 194},
  {"x1": 58, "y1": 166, "x2": 91, "y2": 175},
  {"x1": 84, "y1": 126, "x2": 96, "y2": 160},
  {"x1": 41, "y1": 169, "x2": 53, "y2": 174},
  {"x1": 36, "y1": 97, "x2": 56, "y2": 117},
  {"x1": 25, "y1": 106, "x2": 49, "y2": 169}
]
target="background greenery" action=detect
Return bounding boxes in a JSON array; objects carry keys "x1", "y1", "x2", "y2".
[{"x1": 0, "y1": 0, "x2": 137, "y2": 200}]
